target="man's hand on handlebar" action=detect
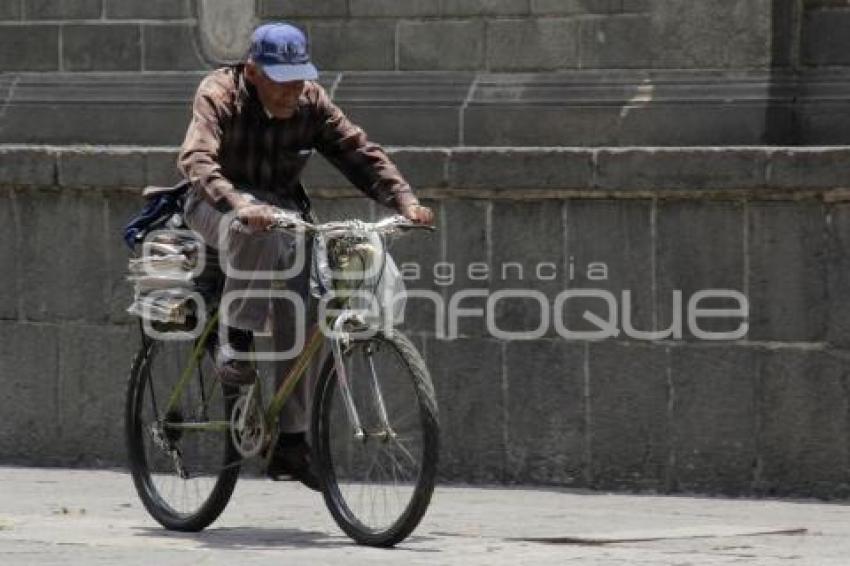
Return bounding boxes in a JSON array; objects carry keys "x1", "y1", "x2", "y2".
[
  {"x1": 400, "y1": 203, "x2": 435, "y2": 226},
  {"x1": 235, "y1": 202, "x2": 279, "y2": 232},
  {"x1": 230, "y1": 200, "x2": 435, "y2": 234}
]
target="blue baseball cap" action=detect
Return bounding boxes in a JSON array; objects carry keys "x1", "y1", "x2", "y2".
[{"x1": 248, "y1": 23, "x2": 318, "y2": 83}]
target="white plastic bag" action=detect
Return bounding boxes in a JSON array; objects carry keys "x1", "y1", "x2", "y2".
[{"x1": 339, "y1": 234, "x2": 406, "y2": 328}]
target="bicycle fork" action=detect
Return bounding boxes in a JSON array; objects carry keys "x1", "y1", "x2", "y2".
[{"x1": 331, "y1": 313, "x2": 394, "y2": 442}]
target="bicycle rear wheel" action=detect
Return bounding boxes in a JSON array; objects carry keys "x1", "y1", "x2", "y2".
[
  {"x1": 312, "y1": 330, "x2": 439, "y2": 547},
  {"x1": 125, "y1": 333, "x2": 240, "y2": 531}
]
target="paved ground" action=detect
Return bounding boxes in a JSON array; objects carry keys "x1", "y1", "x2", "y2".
[{"x1": 1, "y1": 467, "x2": 849, "y2": 565}]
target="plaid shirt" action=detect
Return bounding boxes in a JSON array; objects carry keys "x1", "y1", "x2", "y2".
[{"x1": 178, "y1": 65, "x2": 418, "y2": 212}]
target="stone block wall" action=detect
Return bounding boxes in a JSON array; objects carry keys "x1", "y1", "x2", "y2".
[
  {"x1": 2, "y1": 145, "x2": 850, "y2": 499},
  {"x1": 2, "y1": 1, "x2": 850, "y2": 145},
  {"x1": 803, "y1": 0, "x2": 850, "y2": 67},
  {"x1": 0, "y1": 0, "x2": 204, "y2": 72},
  {"x1": 2, "y1": 2, "x2": 850, "y2": 499},
  {"x1": 260, "y1": 0, "x2": 773, "y2": 72},
  {"x1": 0, "y1": 0, "x2": 776, "y2": 73}
]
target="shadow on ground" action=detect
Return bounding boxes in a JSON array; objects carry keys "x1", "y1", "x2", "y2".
[{"x1": 134, "y1": 526, "x2": 440, "y2": 552}]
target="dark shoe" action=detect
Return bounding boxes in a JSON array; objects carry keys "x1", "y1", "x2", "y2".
[
  {"x1": 215, "y1": 356, "x2": 258, "y2": 386},
  {"x1": 267, "y1": 433, "x2": 321, "y2": 492}
]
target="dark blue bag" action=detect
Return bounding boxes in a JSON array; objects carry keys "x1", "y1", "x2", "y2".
[{"x1": 122, "y1": 180, "x2": 190, "y2": 250}]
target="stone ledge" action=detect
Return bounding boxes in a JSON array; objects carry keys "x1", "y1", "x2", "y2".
[
  {"x1": 2, "y1": 145, "x2": 850, "y2": 196},
  {"x1": 3, "y1": 69, "x2": 850, "y2": 145}
]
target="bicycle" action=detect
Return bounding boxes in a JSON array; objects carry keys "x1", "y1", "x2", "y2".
[{"x1": 125, "y1": 213, "x2": 440, "y2": 547}]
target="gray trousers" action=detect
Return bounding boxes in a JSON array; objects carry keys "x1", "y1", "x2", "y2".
[{"x1": 184, "y1": 188, "x2": 323, "y2": 434}]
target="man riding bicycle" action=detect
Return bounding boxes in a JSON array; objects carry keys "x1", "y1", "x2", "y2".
[{"x1": 177, "y1": 22, "x2": 434, "y2": 490}]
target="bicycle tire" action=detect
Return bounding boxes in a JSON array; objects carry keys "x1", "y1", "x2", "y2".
[
  {"x1": 312, "y1": 330, "x2": 439, "y2": 547},
  {"x1": 125, "y1": 336, "x2": 240, "y2": 532}
]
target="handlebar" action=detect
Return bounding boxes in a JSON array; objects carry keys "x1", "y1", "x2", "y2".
[{"x1": 232, "y1": 212, "x2": 435, "y2": 237}]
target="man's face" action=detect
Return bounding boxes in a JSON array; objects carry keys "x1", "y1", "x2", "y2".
[{"x1": 245, "y1": 62, "x2": 304, "y2": 120}]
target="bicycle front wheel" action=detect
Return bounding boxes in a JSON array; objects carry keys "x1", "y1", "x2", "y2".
[
  {"x1": 125, "y1": 335, "x2": 240, "y2": 532},
  {"x1": 312, "y1": 330, "x2": 439, "y2": 547}
]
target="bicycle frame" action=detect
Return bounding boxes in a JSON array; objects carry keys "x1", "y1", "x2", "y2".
[
  {"x1": 150, "y1": 228, "x2": 400, "y2": 456},
  {"x1": 154, "y1": 313, "x2": 327, "y2": 437}
]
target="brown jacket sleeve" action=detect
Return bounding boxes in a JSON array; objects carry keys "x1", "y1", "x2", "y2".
[
  {"x1": 311, "y1": 85, "x2": 418, "y2": 212},
  {"x1": 177, "y1": 74, "x2": 239, "y2": 208}
]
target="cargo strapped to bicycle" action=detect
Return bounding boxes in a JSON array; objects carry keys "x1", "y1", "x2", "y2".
[{"x1": 123, "y1": 179, "x2": 215, "y2": 332}]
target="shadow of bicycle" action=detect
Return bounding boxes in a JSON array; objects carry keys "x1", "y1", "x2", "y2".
[{"x1": 134, "y1": 525, "x2": 439, "y2": 552}]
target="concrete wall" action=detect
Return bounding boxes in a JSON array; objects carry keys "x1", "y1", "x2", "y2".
[
  {"x1": 260, "y1": 0, "x2": 773, "y2": 72},
  {"x1": 3, "y1": 1, "x2": 850, "y2": 145},
  {"x1": 0, "y1": 0, "x2": 204, "y2": 72},
  {"x1": 2, "y1": 1, "x2": 849, "y2": 500},
  {"x1": 0, "y1": 70, "x2": 805, "y2": 147},
  {"x1": 2, "y1": 145, "x2": 850, "y2": 498},
  {"x1": 0, "y1": 0, "x2": 774, "y2": 73},
  {"x1": 10, "y1": 0, "x2": 842, "y2": 74},
  {"x1": 803, "y1": 0, "x2": 850, "y2": 68}
]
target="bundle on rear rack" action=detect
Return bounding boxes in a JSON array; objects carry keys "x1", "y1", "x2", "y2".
[{"x1": 126, "y1": 231, "x2": 203, "y2": 331}]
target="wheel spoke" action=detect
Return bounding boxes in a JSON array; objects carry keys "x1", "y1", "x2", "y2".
[
  {"x1": 384, "y1": 443, "x2": 416, "y2": 482},
  {"x1": 127, "y1": 336, "x2": 240, "y2": 530},
  {"x1": 390, "y1": 437, "x2": 419, "y2": 472},
  {"x1": 317, "y1": 333, "x2": 438, "y2": 545}
]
